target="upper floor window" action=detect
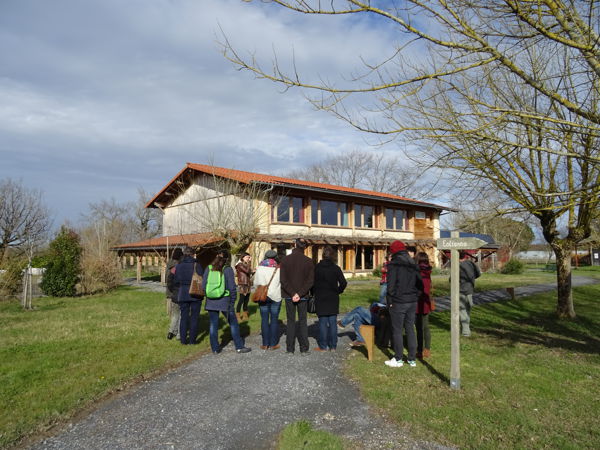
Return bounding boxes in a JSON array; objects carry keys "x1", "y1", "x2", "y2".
[
  {"x1": 311, "y1": 199, "x2": 349, "y2": 227},
  {"x1": 355, "y1": 204, "x2": 374, "y2": 228},
  {"x1": 273, "y1": 196, "x2": 304, "y2": 223},
  {"x1": 385, "y1": 208, "x2": 407, "y2": 230},
  {"x1": 415, "y1": 211, "x2": 427, "y2": 220}
]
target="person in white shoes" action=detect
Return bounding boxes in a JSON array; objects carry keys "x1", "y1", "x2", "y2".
[{"x1": 384, "y1": 240, "x2": 423, "y2": 368}]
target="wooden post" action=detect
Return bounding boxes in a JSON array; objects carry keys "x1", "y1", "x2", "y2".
[
  {"x1": 359, "y1": 324, "x2": 375, "y2": 361},
  {"x1": 136, "y1": 255, "x2": 142, "y2": 284},
  {"x1": 160, "y1": 256, "x2": 167, "y2": 285},
  {"x1": 506, "y1": 287, "x2": 515, "y2": 300},
  {"x1": 450, "y1": 231, "x2": 461, "y2": 390}
]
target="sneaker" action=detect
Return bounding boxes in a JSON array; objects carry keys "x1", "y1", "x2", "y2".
[
  {"x1": 407, "y1": 360, "x2": 417, "y2": 367},
  {"x1": 260, "y1": 345, "x2": 269, "y2": 350},
  {"x1": 270, "y1": 345, "x2": 281, "y2": 350},
  {"x1": 384, "y1": 357, "x2": 403, "y2": 368},
  {"x1": 167, "y1": 332, "x2": 175, "y2": 340},
  {"x1": 314, "y1": 347, "x2": 327, "y2": 352},
  {"x1": 237, "y1": 347, "x2": 251, "y2": 354},
  {"x1": 350, "y1": 340, "x2": 365, "y2": 347},
  {"x1": 337, "y1": 320, "x2": 345, "y2": 329}
]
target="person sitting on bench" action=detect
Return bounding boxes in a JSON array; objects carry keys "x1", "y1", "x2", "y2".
[{"x1": 337, "y1": 302, "x2": 386, "y2": 346}]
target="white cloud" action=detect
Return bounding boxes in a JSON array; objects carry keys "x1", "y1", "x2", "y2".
[{"x1": 0, "y1": 0, "x2": 420, "y2": 225}]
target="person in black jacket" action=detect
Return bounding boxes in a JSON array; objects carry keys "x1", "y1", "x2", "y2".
[
  {"x1": 173, "y1": 246, "x2": 204, "y2": 345},
  {"x1": 313, "y1": 246, "x2": 347, "y2": 351},
  {"x1": 166, "y1": 248, "x2": 183, "y2": 340},
  {"x1": 279, "y1": 238, "x2": 314, "y2": 354},
  {"x1": 385, "y1": 240, "x2": 423, "y2": 368}
]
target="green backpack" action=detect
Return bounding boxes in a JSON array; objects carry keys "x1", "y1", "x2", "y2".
[{"x1": 205, "y1": 265, "x2": 230, "y2": 299}]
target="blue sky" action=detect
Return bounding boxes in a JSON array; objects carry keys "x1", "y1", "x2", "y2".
[{"x1": 0, "y1": 0, "x2": 435, "y2": 227}]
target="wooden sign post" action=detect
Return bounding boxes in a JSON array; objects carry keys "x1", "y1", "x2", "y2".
[{"x1": 436, "y1": 234, "x2": 486, "y2": 390}]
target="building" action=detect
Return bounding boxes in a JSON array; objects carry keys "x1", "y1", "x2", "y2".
[{"x1": 114, "y1": 163, "x2": 450, "y2": 280}]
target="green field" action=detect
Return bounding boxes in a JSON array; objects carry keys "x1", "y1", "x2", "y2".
[{"x1": 346, "y1": 279, "x2": 600, "y2": 449}]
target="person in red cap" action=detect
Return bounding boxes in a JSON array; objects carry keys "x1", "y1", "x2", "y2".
[{"x1": 384, "y1": 240, "x2": 423, "y2": 368}]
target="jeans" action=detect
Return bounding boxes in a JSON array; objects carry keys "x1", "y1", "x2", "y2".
[
  {"x1": 459, "y1": 293, "x2": 473, "y2": 335},
  {"x1": 208, "y1": 309, "x2": 245, "y2": 352},
  {"x1": 340, "y1": 306, "x2": 372, "y2": 342},
  {"x1": 378, "y1": 283, "x2": 387, "y2": 303},
  {"x1": 179, "y1": 301, "x2": 201, "y2": 344},
  {"x1": 389, "y1": 302, "x2": 417, "y2": 361},
  {"x1": 416, "y1": 313, "x2": 431, "y2": 352},
  {"x1": 318, "y1": 315, "x2": 338, "y2": 350},
  {"x1": 236, "y1": 292, "x2": 250, "y2": 313},
  {"x1": 259, "y1": 298, "x2": 282, "y2": 347},
  {"x1": 285, "y1": 298, "x2": 309, "y2": 353}
]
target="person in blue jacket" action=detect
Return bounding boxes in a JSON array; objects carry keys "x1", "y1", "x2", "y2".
[
  {"x1": 203, "y1": 249, "x2": 251, "y2": 354},
  {"x1": 174, "y1": 246, "x2": 204, "y2": 345}
]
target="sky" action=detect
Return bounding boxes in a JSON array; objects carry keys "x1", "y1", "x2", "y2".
[{"x1": 0, "y1": 0, "x2": 430, "y2": 228}]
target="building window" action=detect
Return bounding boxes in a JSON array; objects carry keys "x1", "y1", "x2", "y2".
[
  {"x1": 415, "y1": 210, "x2": 426, "y2": 219},
  {"x1": 355, "y1": 204, "x2": 374, "y2": 228},
  {"x1": 311, "y1": 199, "x2": 349, "y2": 227},
  {"x1": 273, "y1": 196, "x2": 304, "y2": 223},
  {"x1": 385, "y1": 208, "x2": 407, "y2": 230},
  {"x1": 355, "y1": 245, "x2": 374, "y2": 270}
]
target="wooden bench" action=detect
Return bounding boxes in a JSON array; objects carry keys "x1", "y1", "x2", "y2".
[{"x1": 359, "y1": 324, "x2": 375, "y2": 361}]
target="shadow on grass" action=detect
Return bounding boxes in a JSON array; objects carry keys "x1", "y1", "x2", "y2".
[{"x1": 419, "y1": 359, "x2": 450, "y2": 385}]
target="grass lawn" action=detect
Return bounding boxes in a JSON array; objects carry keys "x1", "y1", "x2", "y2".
[
  {"x1": 277, "y1": 421, "x2": 345, "y2": 450},
  {"x1": 345, "y1": 278, "x2": 600, "y2": 449},
  {"x1": 0, "y1": 286, "x2": 254, "y2": 448}
]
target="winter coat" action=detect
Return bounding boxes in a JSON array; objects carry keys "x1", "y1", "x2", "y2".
[
  {"x1": 174, "y1": 256, "x2": 204, "y2": 303},
  {"x1": 459, "y1": 259, "x2": 481, "y2": 295},
  {"x1": 313, "y1": 259, "x2": 347, "y2": 316},
  {"x1": 253, "y1": 263, "x2": 282, "y2": 302},
  {"x1": 386, "y1": 251, "x2": 423, "y2": 305},
  {"x1": 166, "y1": 258, "x2": 179, "y2": 302},
  {"x1": 417, "y1": 263, "x2": 433, "y2": 315},
  {"x1": 279, "y1": 248, "x2": 314, "y2": 298},
  {"x1": 203, "y1": 265, "x2": 237, "y2": 312},
  {"x1": 235, "y1": 261, "x2": 252, "y2": 295}
]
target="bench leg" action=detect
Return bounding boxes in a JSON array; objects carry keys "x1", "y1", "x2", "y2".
[{"x1": 359, "y1": 325, "x2": 375, "y2": 361}]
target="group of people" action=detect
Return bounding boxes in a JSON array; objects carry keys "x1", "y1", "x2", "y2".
[{"x1": 164, "y1": 237, "x2": 480, "y2": 365}]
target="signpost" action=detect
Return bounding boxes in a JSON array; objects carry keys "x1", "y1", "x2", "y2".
[{"x1": 436, "y1": 233, "x2": 486, "y2": 390}]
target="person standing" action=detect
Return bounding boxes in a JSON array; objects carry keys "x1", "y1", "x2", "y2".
[
  {"x1": 203, "y1": 249, "x2": 251, "y2": 354},
  {"x1": 415, "y1": 252, "x2": 434, "y2": 358},
  {"x1": 459, "y1": 250, "x2": 481, "y2": 337},
  {"x1": 385, "y1": 240, "x2": 423, "y2": 368},
  {"x1": 378, "y1": 254, "x2": 390, "y2": 303},
  {"x1": 174, "y1": 246, "x2": 204, "y2": 345},
  {"x1": 253, "y1": 249, "x2": 281, "y2": 350},
  {"x1": 166, "y1": 248, "x2": 183, "y2": 340},
  {"x1": 235, "y1": 252, "x2": 253, "y2": 322},
  {"x1": 313, "y1": 246, "x2": 347, "y2": 352},
  {"x1": 279, "y1": 238, "x2": 314, "y2": 355}
]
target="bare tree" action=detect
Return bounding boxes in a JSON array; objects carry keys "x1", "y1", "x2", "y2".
[
  {"x1": 221, "y1": 1, "x2": 600, "y2": 318},
  {"x1": 132, "y1": 187, "x2": 162, "y2": 241},
  {"x1": 0, "y1": 178, "x2": 51, "y2": 264},
  {"x1": 170, "y1": 168, "x2": 278, "y2": 257},
  {"x1": 286, "y1": 150, "x2": 426, "y2": 198}
]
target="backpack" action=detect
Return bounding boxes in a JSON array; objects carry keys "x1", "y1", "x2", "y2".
[{"x1": 205, "y1": 265, "x2": 230, "y2": 299}]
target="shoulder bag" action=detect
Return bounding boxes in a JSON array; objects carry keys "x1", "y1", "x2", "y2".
[
  {"x1": 252, "y1": 267, "x2": 278, "y2": 303},
  {"x1": 189, "y1": 263, "x2": 204, "y2": 299}
]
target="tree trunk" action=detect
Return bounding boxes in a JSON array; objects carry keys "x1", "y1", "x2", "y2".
[{"x1": 553, "y1": 245, "x2": 576, "y2": 319}]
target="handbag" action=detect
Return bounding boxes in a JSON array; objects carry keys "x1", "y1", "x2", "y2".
[
  {"x1": 306, "y1": 296, "x2": 317, "y2": 314},
  {"x1": 189, "y1": 263, "x2": 204, "y2": 299},
  {"x1": 251, "y1": 267, "x2": 278, "y2": 303}
]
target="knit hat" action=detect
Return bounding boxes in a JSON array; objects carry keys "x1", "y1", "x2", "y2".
[
  {"x1": 390, "y1": 240, "x2": 406, "y2": 254},
  {"x1": 265, "y1": 249, "x2": 277, "y2": 259}
]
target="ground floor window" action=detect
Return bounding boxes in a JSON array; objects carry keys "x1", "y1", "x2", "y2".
[{"x1": 355, "y1": 245, "x2": 374, "y2": 271}]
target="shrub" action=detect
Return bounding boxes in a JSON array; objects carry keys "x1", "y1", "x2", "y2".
[
  {"x1": 41, "y1": 227, "x2": 82, "y2": 297},
  {"x1": 79, "y1": 253, "x2": 122, "y2": 294},
  {"x1": 501, "y1": 258, "x2": 524, "y2": 275},
  {"x1": 0, "y1": 257, "x2": 27, "y2": 299},
  {"x1": 372, "y1": 265, "x2": 382, "y2": 278}
]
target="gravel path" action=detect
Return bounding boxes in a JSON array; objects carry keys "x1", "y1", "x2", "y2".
[
  {"x1": 32, "y1": 276, "x2": 597, "y2": 449},
  {"x1": 30, "y1": 319, "x2": 446, "y2": 450}
]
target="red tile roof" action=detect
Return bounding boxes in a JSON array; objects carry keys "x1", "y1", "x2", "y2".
[
  {"x1": 146, "y1": 162, "x2": 447, "y2": 210},
  {"x1": 112, "y1": 232, "x2": 221, "y2": 251}
]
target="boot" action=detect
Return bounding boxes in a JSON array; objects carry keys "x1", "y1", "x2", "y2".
[
  {"x1": 236, "y1": 312, "x2": 242, "y2": 322},
  {"x1": 423, "y1": 348, "x2": 431, "y2": 358},
  {"x1": 242, "y1": 310, "x2": 249, "y2": 321}
]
